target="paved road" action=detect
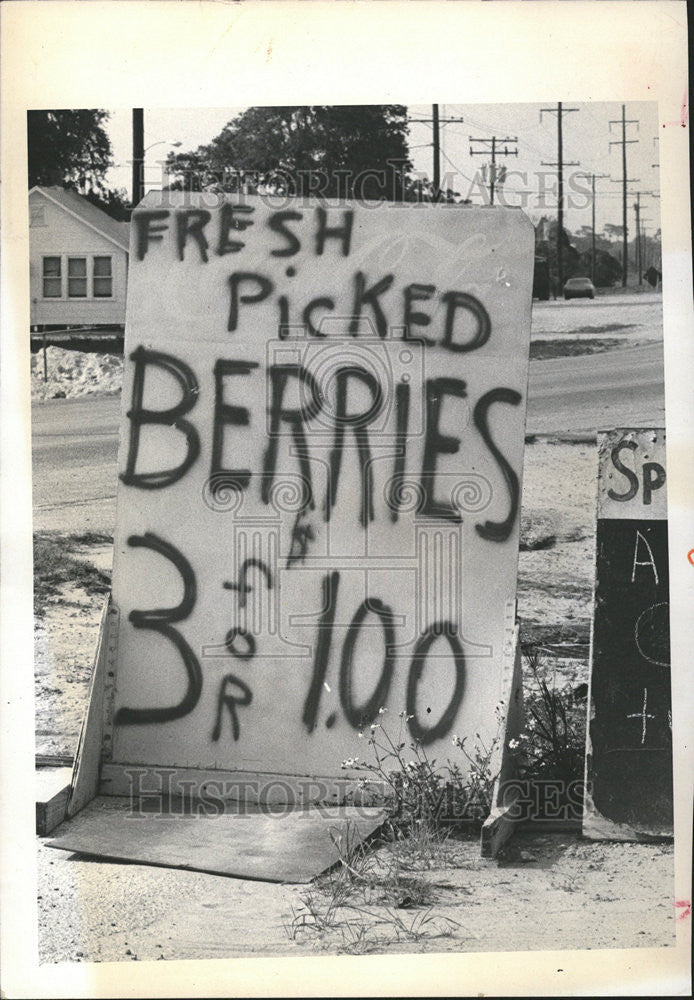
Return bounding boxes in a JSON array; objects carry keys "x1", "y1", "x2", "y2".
[
  {"x1": 31, "y1": 341, "x2": 665, "y2": 535},
  {"x1": 32, "y1": 394, "x2": 121, "y2": 534},
  {"x1": 526, "y1": 341, "x2": 665, "y2": 434}
]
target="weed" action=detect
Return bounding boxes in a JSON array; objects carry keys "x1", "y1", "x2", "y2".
[
  {"x1": 284, "y1": 709, "x2": 498, "y2": 953},
  {"x1": 511, "y1": 647, "x2": 585, "y2": 792},
  {"x1": 343, "y1": 709, "x2": 501, "y2": 845},
  {"x1": 284, "y1": 817, "x2": 466, "y2": 951},
  {"x1": 551, "y1": 872, "x2": 583, "y2": 893},
  {"x1": 34, "y1": 532, "x2": 111, "y2": 616}
]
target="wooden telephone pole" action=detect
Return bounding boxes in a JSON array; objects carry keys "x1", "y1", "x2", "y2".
[
  {"x1": 132, "y1": 109, "x2": 145, "y2": 207},
  {"x1": 577, "y1": 172, "x2": 610, "y2": 285},
  {"x1": 633, "y1": 190, "x2": 658, "y2": 283},
  {"x1": 432, "y1": 104, "x2": 440, "y2": 194},
  {"x1": 609, "y1": 105, "x2": 640, "y2": 286},
  {"x1": 540, "y1": 102, "x2": 579, "y2": 291},
  {"x1": 469, "y1": 135, "x2": 518, "y2": 205},
  {"x1": 409, "y1": 107, "x2": 466, "y2": 198}
]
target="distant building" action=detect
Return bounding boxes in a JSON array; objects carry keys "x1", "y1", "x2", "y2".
[{"x1": 29, "y1": 186, "x2": 130, "y2": 329}]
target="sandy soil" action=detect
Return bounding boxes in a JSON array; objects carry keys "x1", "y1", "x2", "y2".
[
  {"x1": 37, "y1": 830, "x2": 674, "y2": 963},
  {"x1": 529, "y1": 294, "x2": 662, "y2": 341}
]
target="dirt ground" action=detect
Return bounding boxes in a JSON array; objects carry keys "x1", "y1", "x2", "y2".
[
  {"x1": 34, "y1": 434, "x2": 677, "y2": 963},
  {"x1": 37, "y1": 829, "x2": 674, "y2": 962}
]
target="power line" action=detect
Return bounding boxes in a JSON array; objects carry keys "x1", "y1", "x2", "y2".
[
  {"x1": 438, "y1": 144, "x2": 476, "y2": 190},
  {"x1": 540, "y1": 101, "x2": 580, "y2": 288},
  {"x1": 408, "y1": 107, "x2": 466, "y2": 196},
  {"x1": 468, "y1": 136, "x2": 518, "y2": 205},
  {"x1": 609, "y1": 104, "x2": 639, "y2": 286}
]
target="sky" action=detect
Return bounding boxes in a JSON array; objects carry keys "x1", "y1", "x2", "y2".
[{"x1": 104, "y1": 101, "x2": 661, "y2": 238}]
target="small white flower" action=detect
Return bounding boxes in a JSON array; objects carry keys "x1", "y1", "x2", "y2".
[{"x1": 378, "y1": 706, "x2": 388, "y2": 715}]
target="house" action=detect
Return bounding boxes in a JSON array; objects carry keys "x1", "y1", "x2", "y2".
[{"x1": 29, "y1": 186, "x2": 130, "y2": 329}]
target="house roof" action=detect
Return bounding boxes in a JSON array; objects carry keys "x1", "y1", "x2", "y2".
[{"x1": 30, "y1": 186, "x2": 131, "y2": 253}]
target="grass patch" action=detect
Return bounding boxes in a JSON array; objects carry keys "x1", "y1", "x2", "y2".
[
  {"x1": 284, "y1": 713, "x2": 496, "y2": 951},
  {"x1": 70, "y1": 530, "x2": 113, "y2": 547},
  {"x1": 34, "y1": 531, "x2": 111, "y2": 616},
  {"x1": 536, "y1": 323, "x2": 635, "y2": 337},
  {"x1": 519, "y1": 620, "x2": 590, "y2": 657},
  {"x1": 530, "y1": 338, "x2": 626, "y2": 360},
  {"x1": 574, "y1": 323, "x2": 635, "y2": 334},
  {"x1": 284, "y1": 821, "x2": 465, "y2": 952}
]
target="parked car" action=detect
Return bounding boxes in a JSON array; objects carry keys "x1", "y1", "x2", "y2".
[{"x1": 563, "y1": 276, "x2": 595, "y2": 300}]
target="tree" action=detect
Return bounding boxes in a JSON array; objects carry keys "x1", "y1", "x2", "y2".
[
  {"x1": 84, "y1": 187, "x2": 132, "y2": 222},
  {"x1": 165, "y1": 105, "x2": 427, "y2": 201},
  {"x1": 27, "y1": 109, "x2": 132, "y2": 219},
  {"x1": 577, "y1": 248, "x2": 622, "y2": 287},
  {"x1": 602, "y1": 222, "x2": 624, "y2": 244},
  {"x1": 27, "y1": 109, "x2": 113, "y2": 192},
  {"x1": 534, "y1": 217, "x2": 581, "y2": 285}
]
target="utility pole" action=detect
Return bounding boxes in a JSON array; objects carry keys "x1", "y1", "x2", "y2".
[
  {"x1": 132, "y1": 108, "x2": 145, "y2": 207},
  {"x1": 408, "y1": 109, "x2": 465, "y2": 198},
  {"x1": 468, "y1": 135, "x2": 518, "y2": 205},
  {"x1": 633, "y1": 189, "x2": 658, "y2": 280},
  {"x1": 640, "y1": 218, "x2": 655, "y2": 269},
  {"x1": 432, "y1": 104, "x2": 441, "y2": 195},
  {"x1": 609, "y1": 104, "x2": 639, "y2": 286},
  {"x1": 634, "y1": 193, "x2": 642, "y2": 284},
  {"x1": 540, "y1": 101, "x2": 579, "y2": 290},
  {"x1": 577, "y1": 172, "x2": 610, "y2": 285}
]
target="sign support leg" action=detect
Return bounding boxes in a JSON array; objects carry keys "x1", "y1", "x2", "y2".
[{"x1": 480, "y1": 621, "x2": 525, "y2": 858}]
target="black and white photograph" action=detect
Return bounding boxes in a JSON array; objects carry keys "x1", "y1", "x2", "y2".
[{"x1": 1, "y1": 3, "x2": 692, "y2": 997}]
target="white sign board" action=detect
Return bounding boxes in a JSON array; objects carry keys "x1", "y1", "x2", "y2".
[{"x1": 107, "y1": 193, "x2": 533, "y2": 793}]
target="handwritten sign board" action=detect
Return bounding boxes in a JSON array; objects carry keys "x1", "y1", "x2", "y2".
[
  {"x1": 584, "y1": 428, "x2": 673, "y2": 839},
  {"x1": 103, "y1": 193, "x2": 533, "y2": 801}
]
